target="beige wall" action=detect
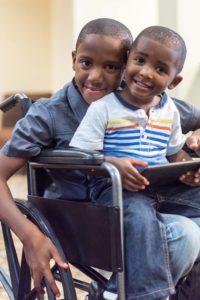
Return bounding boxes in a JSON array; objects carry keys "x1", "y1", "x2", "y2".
[
  {"x1": 177, "y1": 0, "x2": 200, "y2": 103},
  {"x1": 72, "y1": 0, "x2": 157, "y2": 43},
  {"x1": 51, "y1": 0, "x2": 73, "y2": 90},
  {"x1": 0, "y1": 0, "x2": 51, "y2": 98},
  {"x1": 0, "y1": 0, "x2": 71, "y2": 99}
]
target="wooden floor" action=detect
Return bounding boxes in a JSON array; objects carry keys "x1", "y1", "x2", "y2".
[{"x1": 0, "y1": 174, "x2": 91, "y2": 299}]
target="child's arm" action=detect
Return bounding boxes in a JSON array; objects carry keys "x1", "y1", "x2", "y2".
[
  {"x1": 166, "y1": 103, "x2": 200, "y2": 186},
  {"x1": 167, "y1": 149, "x2": 192, "y2": 163},
  {"x1": 0, "y1": 153, "x2": 68, "y2": 297},
  {"x1": 106, "y1": 156, "x2": 149, "y2": 191}
]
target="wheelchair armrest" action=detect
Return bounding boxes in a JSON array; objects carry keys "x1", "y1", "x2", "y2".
[{"x1": 31, "y1": 147, "x2": 104, "y2": 165}]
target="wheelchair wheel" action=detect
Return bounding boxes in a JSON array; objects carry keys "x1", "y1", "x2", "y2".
[
  {"x1": 1, "y1": 199, "x2": 77, "y2": 300},
  {"x1": 0, "y1": 266, "x2": 14, "y2": 300}
]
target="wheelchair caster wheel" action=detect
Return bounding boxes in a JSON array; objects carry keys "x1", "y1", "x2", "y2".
[
  {"x1": 85, "y1": 281, "x2": 118, "y2": 299},
  {"x1": 85, "y1": 280, "x2": 104, "y2": 299}
]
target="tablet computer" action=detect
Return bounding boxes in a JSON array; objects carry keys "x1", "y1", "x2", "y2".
[{"x1": 141, "y1": 160, "x2": 200, "y2": 185}]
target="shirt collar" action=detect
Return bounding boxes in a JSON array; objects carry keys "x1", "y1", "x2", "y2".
[
  {"x1": 67, "y1": 79, "x2": 89, "y2": 122},
  {"x1": 155, "y1": 92, "x2": 168, "y2": 108},
  {"x1": 114, "y1": 90, "x2": 168, "y2": 111}
]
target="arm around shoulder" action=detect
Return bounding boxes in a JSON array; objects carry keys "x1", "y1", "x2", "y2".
[
  {"x1": 0, "y1": 152, "x2": 27, "y2": 180},
  {"x1": 0, "y1": 152, "x2": 68, "y2": 296},
  {"x1": 0, "y1": 152, "x2": 29, "y2": 234}
]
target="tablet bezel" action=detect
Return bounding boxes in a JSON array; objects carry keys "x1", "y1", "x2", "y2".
[{"x1": 141, "y1": 160, "x2": 200, "y2": 185}]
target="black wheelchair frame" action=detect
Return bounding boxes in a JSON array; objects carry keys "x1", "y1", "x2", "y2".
[{"x1": 0, "y1": 94, "x2": 126, "y2": 300}]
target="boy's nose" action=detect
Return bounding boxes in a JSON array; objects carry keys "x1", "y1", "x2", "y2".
[
  {"x1": 139, "y1": 66, "x2": 153, "y2": 79},
  {"x1": 88, "y1": 68, "x2": 103, "y2": 81}
]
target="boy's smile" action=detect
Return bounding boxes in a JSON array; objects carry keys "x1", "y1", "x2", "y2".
[
  {"x1": 72, "y1": 34, "x2": 126, "y2": 104},
  {"x1": 121, "y1": 36, "x2": 182, "y2": 109},
  {"x1": 133, "y1": 79, "x2": 153, "y2": 90}
]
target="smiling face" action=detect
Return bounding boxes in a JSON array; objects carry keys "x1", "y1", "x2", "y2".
[
  {"x1": 121, "y1": 36, "x2": 182, "y2": 107},
  {"x1": 72, "y1": 34, "x2": 126, "y2": 104}
]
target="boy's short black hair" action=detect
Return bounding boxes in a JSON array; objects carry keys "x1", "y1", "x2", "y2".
[
  {"x1": 76, "y1": 18, "x2": 133, "y2": 53},
  {"x1": 132, "y1": 25, "x2": 187, "y2": 73}
]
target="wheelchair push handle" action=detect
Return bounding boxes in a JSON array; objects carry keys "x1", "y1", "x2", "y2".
[{"x1": 0, "y1": 93, "x2": 29, "y2": 112}]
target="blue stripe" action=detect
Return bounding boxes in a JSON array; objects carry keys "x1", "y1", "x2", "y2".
[
  {"x1": 148, "y1": 136, "x2": 168, "y2": 143},
  {"x1": 146, "y1": 129, "x2": 170, "y2": 138},
  {"x1": 104, "y1": 150, "x2": 167, "y2": 162},
  {"x1": 105, "y1": 129, "x2": 140, "y2": 135},
  {"x1": 105, "y1": 129, "x2": 170, "y2": 139},
  {"x1": 104, "y1": 146, "x2": 166, "y2": 152},
  {"x1": 104, "y1": 135, "x2": 140, "y2": 140},
  {"x1": 104, "y1": 135, "x2": 168, "y2": 143},
  {"x1": 104, "y1": 140, "x2": 167, "y2": 147},
  {"x1": 104, "y1": 141, "x2": 141, "y2": 146}
]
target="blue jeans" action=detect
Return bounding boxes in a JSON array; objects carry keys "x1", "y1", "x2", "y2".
[
  {"x1": 162, "y1": 214, "x2": 200, "y2": 285},
  {"x1": 91, "y1": 180, "x2": 200, "y2": 300}
]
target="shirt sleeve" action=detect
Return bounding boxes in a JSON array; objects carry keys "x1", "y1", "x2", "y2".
[
  {"x1": 172, "y1": 98, "x2": 200, "y2": 133},
  {"x1": 1, "y1": 101, "x2": 54, "y2": 158},
  {"x1": 70, "y1": 102, "x2": 107, "y2": 150},
  {"x1": 166, "y1": 108, "x2": 186, "y2": 156}
]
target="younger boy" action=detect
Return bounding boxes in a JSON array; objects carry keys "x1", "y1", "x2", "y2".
[{"x1": 70, "y1": 26, "x2": 200, "y2": 299}]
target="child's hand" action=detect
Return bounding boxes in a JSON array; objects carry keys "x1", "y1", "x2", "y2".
[
  {"x1": 106, "y1": 157, "x2": 149, "y2": 191},
  {"x1": 23, "y1": 222, "x2": 68, "y2": 297},
  {"x1": 180, "y1": 168, "x2": 200, "y2": 187},
  {"x1": 175, "y1": 155, "x2": 200, "y2": 187},
  {"x1": 186, "y1": 133, "x2": 200, "y2": 157}
]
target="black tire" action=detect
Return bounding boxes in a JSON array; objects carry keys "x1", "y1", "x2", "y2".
[{"x1": 1, "y1": 199, "x2": 77, "y2": 300}]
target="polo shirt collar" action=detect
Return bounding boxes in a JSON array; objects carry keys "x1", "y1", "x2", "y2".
[
  {"x1": 114, "y1": 91, "x2": 168, "y2": 111},
  {"x1": 67, "y1": 79, "x2": 89, "y2": 122}
]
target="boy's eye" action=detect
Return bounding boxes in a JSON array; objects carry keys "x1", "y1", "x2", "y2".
[
  {"x1": 156, "y1": 66, "x2": 166, "y2": 74},
  {"x1": 134, "y1": 56, "x2": 145, "y2": 65},
  {"x1": 105, "y1": 64, "x2": 119, "y2": 73},
  {"x1": 79, "y1": 59, "x2": 91, "y2": 69}
]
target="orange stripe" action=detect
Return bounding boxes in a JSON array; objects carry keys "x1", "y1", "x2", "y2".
[
  {"x1": 107, "y1": 124, "x2": 139, "y2": 131},
  {"x1": 148, "y1": 124, "x2": 171, "y2": 131}
]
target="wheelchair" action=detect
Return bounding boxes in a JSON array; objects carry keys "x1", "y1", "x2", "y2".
[{"x1": 0, "y1": 94, "x2": 126, "y2": 300}]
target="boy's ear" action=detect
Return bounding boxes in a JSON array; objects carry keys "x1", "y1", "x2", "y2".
[
  {"x1": 126, "y1": 50, "x2": 130, "y2": 59},
  {"x1": 72, "y1": 51, "x2": 76, "y2": 71},
  {"x1": 168, "y1": 75, "x2": 183, "y2": 90}
]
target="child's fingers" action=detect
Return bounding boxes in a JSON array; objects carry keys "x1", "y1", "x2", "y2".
[
  {"x1": 122, "y1": 172, "x2": 149, "y2": 191},
  {"x1": 123, "y1": 179, "x2": 147, "y2": 192},
  {"x1": 130, "y1": 159, "x2": 148, "y2": 167}
]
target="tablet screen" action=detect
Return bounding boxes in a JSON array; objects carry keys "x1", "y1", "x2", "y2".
[{"x1": 141, "y1": 160, "x2": 200, "y2": 185}]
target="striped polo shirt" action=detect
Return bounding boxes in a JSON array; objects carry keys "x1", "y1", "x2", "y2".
[{"x1": 70, "y1": 91, "x2": 185, "y2": 166}]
